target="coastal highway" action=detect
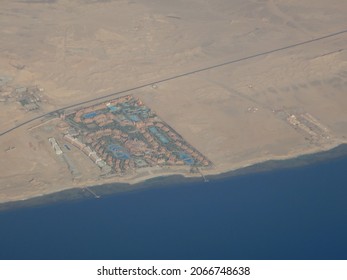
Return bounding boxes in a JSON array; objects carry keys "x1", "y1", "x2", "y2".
[{"x1": 1, "y1": 29, "x2": 346, "y2": 137}]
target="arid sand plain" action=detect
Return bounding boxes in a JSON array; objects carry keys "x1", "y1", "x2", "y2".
[{"x1": 1, "y1": 0, "x2": 347, "y2": 203}]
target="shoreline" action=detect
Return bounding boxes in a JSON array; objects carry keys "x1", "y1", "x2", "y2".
[{"x1": 1, "y1": 142, "x2": 347, "y2": 212}]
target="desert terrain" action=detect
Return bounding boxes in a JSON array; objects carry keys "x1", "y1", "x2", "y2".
[{"x1": 1, "y1": 0, "x2": 347, "y2": 203}]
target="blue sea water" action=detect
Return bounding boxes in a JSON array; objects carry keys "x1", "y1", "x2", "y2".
[{"x1": 0, "y1": 155, "x2": 347, "y2": 260}]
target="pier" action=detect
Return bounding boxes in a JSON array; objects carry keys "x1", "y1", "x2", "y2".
[
  {"x1": 84, "y1": 187, "x2": 101, "y2": 199},
  {"x1": 198, "y1": 168, "x2": 209, "y2": 182}
]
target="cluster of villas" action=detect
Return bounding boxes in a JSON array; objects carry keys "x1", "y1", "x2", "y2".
[{"x1": 55, "y1": 95, "x2": 211, "y2": 175}]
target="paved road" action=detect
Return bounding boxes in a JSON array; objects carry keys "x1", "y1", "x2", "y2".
[{"x1": 1, "y1": 29, "x2": 346, "y2": 137}]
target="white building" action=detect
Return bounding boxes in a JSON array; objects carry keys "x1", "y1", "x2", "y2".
[{"x1": 48, "y1": 137, "x2": 63, "y2": 155}]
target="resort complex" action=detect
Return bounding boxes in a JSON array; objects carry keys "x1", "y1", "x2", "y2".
[{"x1": 52, "y1": 95, "x2": 211, "y2": 177}]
